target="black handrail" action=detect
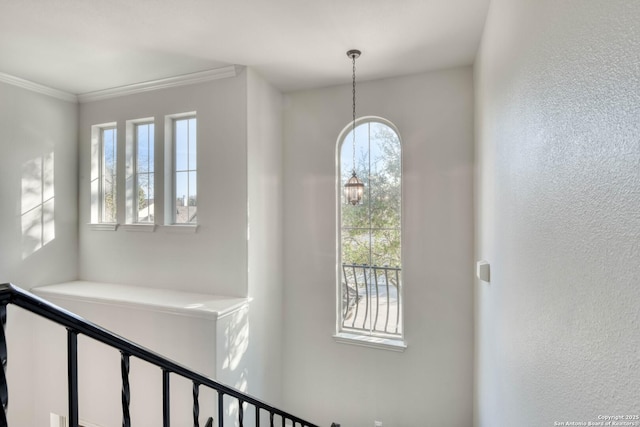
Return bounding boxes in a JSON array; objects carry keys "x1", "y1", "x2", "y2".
[{"x1": 0, "y1": 283, "x2": 320, "y2": 427}]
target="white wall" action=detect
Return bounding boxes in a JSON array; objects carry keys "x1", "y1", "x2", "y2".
[
  {"x1": 0, "y1": 82, "x2": 78, "y2": 289},
  {"x1": 474, "y1": 1, "x2": 640, "y2": 426},
  {"x1": 282, "y1": 68, "x2": 474, "y2": 426},
  {"x1": 78, "y1": 74, "x2": 248, "y2": 296},
  {"x1": 246, "y1": 68, "x2": 285, "y2": 413},
  {"x1": 30, "y1": 295, "x2": 223, "y2": 427},
  {"x1": 63, "y1": 68, "x2": 286, "y2": 426},
  {"x1": 0, "y1": 81, "x2": 78, "y2": 427}
]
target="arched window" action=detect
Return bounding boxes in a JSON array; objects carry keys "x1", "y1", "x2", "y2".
[{"x1": 337, "y1": 118, "x2": 404, "y2": 344}]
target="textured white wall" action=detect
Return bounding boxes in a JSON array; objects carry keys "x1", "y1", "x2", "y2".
[
  {"x1": 0, "y1": 82, "x2": 78, "y2": 426},
  {"x1": 474, "y1": 1, "x2": 640, "y2": 426},
  {"x1": 78, "y1": 75, "x2": 248, "y2": 296},
  {"x1": 282, "y1": 68, "x2": 474, "y2": 426}
]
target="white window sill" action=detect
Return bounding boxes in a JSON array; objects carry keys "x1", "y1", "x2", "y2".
[
  {"x1": 161, "y1": 224, "x2": 199, "y2": 233},
  {"x1": 88, "y1": 223, "x2": 118, "y2": 231},
  {"x1": 333, "y1": 332, "x2": 407, "y2": 352},
  {"x1": 120, "y1": 224, "x2": 156, "y2": 232}
]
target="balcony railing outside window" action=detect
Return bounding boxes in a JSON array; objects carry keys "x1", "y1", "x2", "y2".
[{"x1": 341, "y1": 263, "x2": 402, "y2": 337}]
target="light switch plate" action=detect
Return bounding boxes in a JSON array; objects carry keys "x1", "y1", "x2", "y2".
[{"x1": 476, "y1": 260, "x2": 490, "y2": 282}]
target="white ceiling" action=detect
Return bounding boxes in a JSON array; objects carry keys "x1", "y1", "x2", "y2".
[{"x1": 0, "y1": 0, "x2": 490, "y2": 95}]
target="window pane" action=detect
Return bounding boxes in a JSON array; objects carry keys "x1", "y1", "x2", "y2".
[
  {"x1": 175, "y1": 119, "x2": 188, "y2": 171},
  {"x1": 149, "y1": 173, "x2": 154, "y2": 221},
  {"x1": 176, "y1": 171, "x2": 188, "y2": 205},
  {"x1": 341, "y1": 123, "x2": 370, "y2": 220},
  {"x1": 136, "y1": 173, "x2": 148, "y2": 222},
  {"x1": 369, "y1": 125, "x2": 401, "y2": 228},
  {"x1": 137, "y1": 125, "x2": 149, "y2": 173},
  {"x1": 101, "y1": 128, "x2": 117, "y2": 223},
  {"x1": 187, "y1": 171, "x2": 197, "y2": 223},
  {"x1": 147, "y1": 173, "x2": 154, "y2": 201},
  {"x1": 188, "y1": 170, "x2": 197, "y2": 205},
  {"x1": 188, "y1": 118, "x2": 197, "y2": 170},
  {"x1": 143, "y1": 173, "x2": 154, "y2": 222},
  {"x1": 341, "y1": 228, "x2": 371, "y2": 266},
  {"x1": 103, "y1": 129, "x2": 116, "y2": 173},
  {"x1": 341, "y1": 123, "x2": 369, "y2": 180},
  {"x1": 175, "y1": 171, "x2": 188, "y2": 223},
  {"x1": 134, "y1": 123, "x2": 154, "y2": 223},
  {"x1": 370, "y1": 228, "x2": 401, "y2": 268},
  {"x1": 148, "y1": 125, "x2": 155, "y2": 171},
  {"x1": 341, "y1": 204, "x2": 369, "y2": 229}
]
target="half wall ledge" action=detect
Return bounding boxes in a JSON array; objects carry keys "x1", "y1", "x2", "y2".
[{"x1": 32, "y1": 280, "x2": 249, "y2": 321}]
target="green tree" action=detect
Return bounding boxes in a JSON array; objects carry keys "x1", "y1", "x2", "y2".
[
  {"x1": 103, "y1": 174, "x2": 116, "y2": 222},
  {"x1": 138, "y1": 186, "x2": 147, "y2": 210}
]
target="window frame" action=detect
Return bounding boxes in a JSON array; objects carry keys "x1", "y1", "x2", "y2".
[
  {"x1": 90, "y1": 122, "x2": 118, "y2": 228},
  {"x1": 164, "y1": 112, "x2": 197, "y2": 226},
  {"x1": 125, "y1": 118, "x2": 155, "y2": 226},
  {"x1": 334, "y1": 116, "x2": 406, "y2": 351}
]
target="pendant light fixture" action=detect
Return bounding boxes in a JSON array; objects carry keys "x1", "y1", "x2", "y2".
[{"x1": 344, "y1": 49, "x2": 365, "y2": 206}]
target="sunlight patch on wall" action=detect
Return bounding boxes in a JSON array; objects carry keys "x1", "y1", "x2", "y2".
[
  {"x1": 221, "y1": 307, "x2": 249, "y2": 372},
  {"x1": 21, "y1": 152, "x2": 55, "y2": 259},
  {"x1": 227, "y1": 371, "x2": 249, "y2": 423}
]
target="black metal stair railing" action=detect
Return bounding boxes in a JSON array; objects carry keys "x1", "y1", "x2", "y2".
[{"x1": 0, "y1": 283, "x2": 320, "y2": 427}]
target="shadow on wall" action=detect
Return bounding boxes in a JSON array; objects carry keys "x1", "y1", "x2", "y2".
[
  {"x1": 21, "y1": 152, "x2": 55, "y2": 259},
  {"x1": 219, "y1": 305, "x2": 252, "y2": 426}
]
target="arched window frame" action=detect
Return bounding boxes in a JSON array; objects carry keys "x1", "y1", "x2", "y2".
[{"x1": 334, "y1": 116, "x2": 406, "y2": 351}]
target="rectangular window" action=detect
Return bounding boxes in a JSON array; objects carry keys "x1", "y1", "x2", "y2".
[
  {"x1": 100, "y1": 127, "x2": 117, "y2": 223},
  {"x1": 173, "y1": 116, "x2": 197, "y2": 224},
  {"x1": 135, "y1": 122, "x2": 155, "y2": 223}
]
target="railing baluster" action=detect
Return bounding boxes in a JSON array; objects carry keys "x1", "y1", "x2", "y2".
[
  {"x1": 362, "y1": 265, "x2": 369, "y2": 330},
  {"x1": 255, "y1": 406, "x2": 260, "y2": 427},
  {"x1": 0, "y1": 304, "x2": 8, "y2": 427},
  {"x1": 281, "y1": 415, "x2": 285, "y2": 427},
  {"x1": 121, "y1": 352, "x2": 131, "y2": 427},
  {"x1": 239, "y1": 398, "x2": 244, "y2": 427},
  {"x1": 218, "y1": 391, "x2": 224, "y2": 427},
  {"x1": 341, "y1": 264, "x2": 349, "y2": 327},
  {"x1": 163, "y1": 370, "x2": 170, "y2": 427},
  {"x1": 193, "y1": 381, "x2": 200, "y2": 427},
  {"x1": 384, "y1": 266, "x2": 390, "y2": 332},
  {"x1": 372, "y1": 265, "x2": 379, "y2": 331},
  {"x1": 350, "y1": 265, "x2": 359, "y2": 327},
  {"x1": 270, "y1": 411, "x2": 274, "y2": 427},
  {"x1": 67, "y1": 329, "x2": 79, "y2": 427}
]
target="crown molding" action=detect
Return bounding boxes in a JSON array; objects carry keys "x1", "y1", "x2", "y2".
[
  {"x1": 0, "y1": 72, "x2": 78, "y2": 103},
  {"x1": 78, "y1": 65, "x2": 244, "y2": 103}
]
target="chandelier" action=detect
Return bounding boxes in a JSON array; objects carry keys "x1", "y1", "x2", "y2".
[{"x1": 344, "y1": 49, "x2": 365, "y2": 206}]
